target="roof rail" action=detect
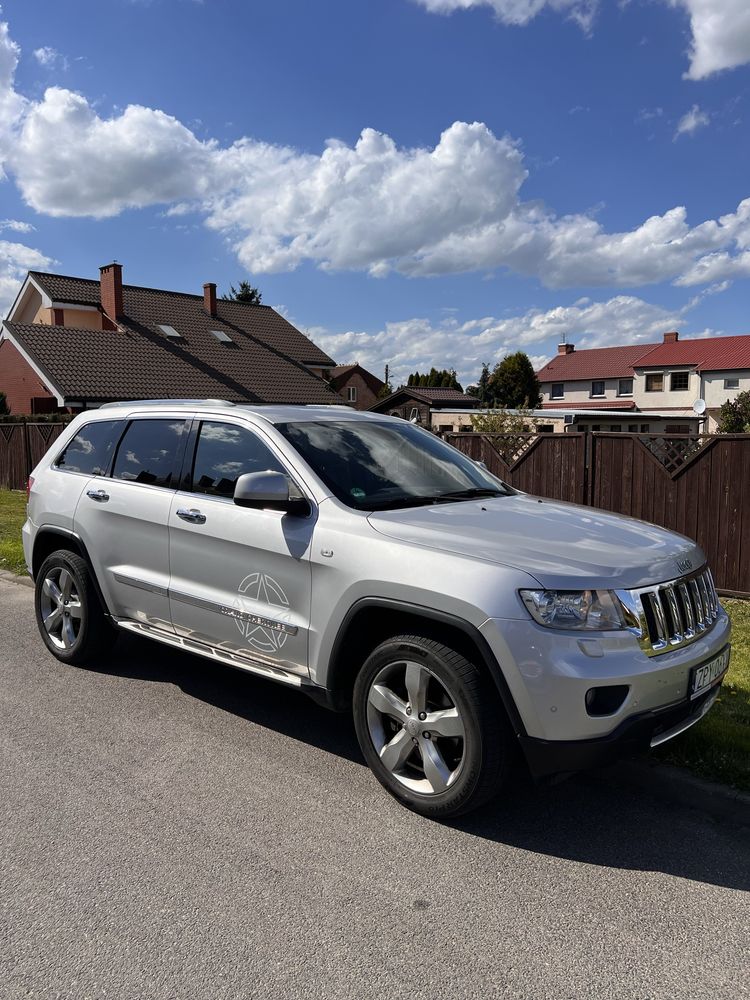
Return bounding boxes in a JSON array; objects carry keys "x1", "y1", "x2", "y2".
[{"x1": 99, "y1": 398, "x2": 236, "y2": 409}]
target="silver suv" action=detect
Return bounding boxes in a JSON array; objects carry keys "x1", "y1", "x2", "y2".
[{"x1": 23, "y1": 400, "x2": 731, "y2": 817}]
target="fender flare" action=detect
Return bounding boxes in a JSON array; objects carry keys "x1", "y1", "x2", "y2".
[
  {"x1": 327, "y1": 596, "x2": 527, "y2": 737},
  {"x1": 32, "y1": 526, "x2": 113, "y2": 617}
]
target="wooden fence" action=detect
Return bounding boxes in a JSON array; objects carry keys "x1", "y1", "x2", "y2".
[
  {"x1": 0, "y1": 422, "x2": 65, "y2": 492},
  {"x1": 447, "y1": 432, "x2": 750, "y2": 597},
  {"x1": 1, "y1": 424, "x2": 749, "y2": 596}
]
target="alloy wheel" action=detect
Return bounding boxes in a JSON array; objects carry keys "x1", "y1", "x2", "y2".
[
  {"x1": 39, "y1": 567, "x2": 83, "y2": 651},
  {"x1": 366, "y1": 660, "x2": 466, "y2": 795}
]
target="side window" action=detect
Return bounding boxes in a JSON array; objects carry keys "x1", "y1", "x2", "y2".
[
  {"x1": 56, "y1": 420, "x2": 123, "y2": 476},
  {"x1": 190, "y1": 421, "x2": 286, "y2": 499},
  {"x1": 112, "y1": 419, "x2": 186, "y2": 488}
]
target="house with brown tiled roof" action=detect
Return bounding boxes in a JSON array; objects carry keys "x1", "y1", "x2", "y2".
[
  {"x1": 328, "y1": 362, "x2": 384, "y2": 410},
  {"x1": 0, "y1": 263, "x2": 341, "y2": 414},
  {"x1": 536, "y1": 332, "x2": 750, "y2": 432},
  {"x1": 370, "y1": 386, "x2": 480, "y2": 425}
]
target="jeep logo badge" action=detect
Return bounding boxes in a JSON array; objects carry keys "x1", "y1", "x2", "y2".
[{"x1": 676, "y1": 557, "x2": 693, "y2": 574}]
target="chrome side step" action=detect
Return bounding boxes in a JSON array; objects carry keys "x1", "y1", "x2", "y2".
[{"x1": 115, "y1": 619, "x2": 303, "y2": 687}]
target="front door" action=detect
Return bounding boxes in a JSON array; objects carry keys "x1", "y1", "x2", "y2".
[{"x1": 167, "y1": 418, "x2": 314, "y2": 678}]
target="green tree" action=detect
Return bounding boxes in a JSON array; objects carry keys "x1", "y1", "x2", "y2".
[
  {"x1": 224, "y1": 280, "x2": 262, "y2": 305},
  {"x1": 404, "y1": 368, "x2": 463, "y2": 392},
  {"x1": 717, "y1": 390, "x2": 750, "y2": 432},
  {"x1": 467, "y1": 362, "x2": 491, "y2": 405},
  {"x1": 487, "y1": 352, "x2": 541, "y2": 409}
]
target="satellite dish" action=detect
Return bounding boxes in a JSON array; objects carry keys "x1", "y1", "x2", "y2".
[{"x1": 693, "y1": 398, "x2": 707, "y2": 415}]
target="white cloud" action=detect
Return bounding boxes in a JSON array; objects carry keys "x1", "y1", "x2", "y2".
[
  {"x1": 32, "y1": 46, "x2": 68, "y2": 70},
  {"x1": 1, "y1": 13, "x2": 750, "y2": 293},
  {"x1": 0, "y1": 239, "x2": 55, "y2": 317},
  {"x1": 412, "y1": 0, "x2": 598, "y2": 32},
  {"x1": 0, "y1": 219, "x2": 33, "y2": 233},
  {"x1": 414, "y1": 0, "x2": 750, "y2": 79},
  {"x1": 668, "y1": 0, "x2": 750, "y2": 79},
  {"x1": 0, "y1": 18, "x2": 25, "y2": 175},
  {"x1": 309, "y1": 293, "x2": 702, "y2": 388},
  {"x1": 674, "y1": 104, "x2": 710, "y2": 139}
]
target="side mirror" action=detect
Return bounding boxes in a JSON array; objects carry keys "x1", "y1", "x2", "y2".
[{"x1": 233, "y1": 471, "x2": 310, "y2": 517}]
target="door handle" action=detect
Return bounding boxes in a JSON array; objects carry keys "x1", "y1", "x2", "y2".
[
  {"x1": 86, "y1": 489, "x2": 110, "y2": 502},
  {"x1": 176, "y1": 507, "x2": 206, "y2": 524}
]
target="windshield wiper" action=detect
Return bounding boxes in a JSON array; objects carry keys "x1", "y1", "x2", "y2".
[
  {"x1": 435, "y1": 488, "x2": 505, "y2": 501},
  {"x1": 367, "y1": 488, "x2": 505, "y2": 511}
]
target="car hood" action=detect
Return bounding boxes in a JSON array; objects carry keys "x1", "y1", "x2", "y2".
[{"x1": 367, "y1": 493, "x2": 704, "y2": 591}]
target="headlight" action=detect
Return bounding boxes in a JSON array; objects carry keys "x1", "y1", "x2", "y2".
[{"x1": 520, "y1": 589, "x2": 628, "y2": 631}]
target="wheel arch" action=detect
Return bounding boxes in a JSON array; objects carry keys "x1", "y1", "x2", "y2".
[
  {"x1": 324, "y1": 598, "x2": 526, "y2": 736},
  {"x1": 32, "y1": 527, "x2": 112, "y2": 616}
]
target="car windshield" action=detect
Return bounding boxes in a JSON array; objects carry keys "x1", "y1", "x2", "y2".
[{"x1": 276, "y1": 419, "x2": 513, "y2": 511}]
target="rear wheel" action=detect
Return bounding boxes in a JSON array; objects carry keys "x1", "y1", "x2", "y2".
[
  {"x1": 34, "y1": 551, "x2": 115, "y2": 667},
  {"x1": 353, "y1": 634, "x2": 513, "y2": 818}
]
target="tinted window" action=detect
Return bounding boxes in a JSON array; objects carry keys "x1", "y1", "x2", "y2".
[
  {"x1": 56, "y1": 420, "x2": 123, "y2": 476},
  {"x1": 112, "y1": 419, "x2": 185, "y2": 488},
  {"x1": 191, "y1": 421, "x2": 286, "y2": 498},
  {"x1": 277, "y1": 420, "x2": 512, "y2": 511}
]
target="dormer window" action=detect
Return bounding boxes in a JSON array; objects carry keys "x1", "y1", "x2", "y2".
[{"x1": 209, "y1": 329, "x2": 232, "y2": 343}]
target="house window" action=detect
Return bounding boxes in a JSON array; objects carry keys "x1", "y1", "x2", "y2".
[
  {"x1": 591, "y1": 425, "x2": 601, "y2": 431},
  {"x1": 538, "y1": 424, "x2": 554, "y2": 432},
  {"x1": 209, "y1": 329, "x2": 232, "y2": 343},
  {"x1": 346, "y1": 386, "x2": 358, "y2": 403},
  {"x1": 590, "y1": 380, "x2": 605, "y2": 397},
  {"x1": 725, "y1": 377, "x2": 740, "y2": 390},
  {"x1": 640, "y1": 424, "x2": 650, "y2": 433},
  {"x1": 609, "y1": 425, "x2": 621, "y2": 432},
  {"x1": 645, "y1": 373, "x2": 664, "y2": 392},
  {"x1": 618, "y1": 378, "x2": 633, "y2": 396},
  {"x1": 550, "y1": 382, "x2": 564, "y2": 400},
  {"x1": 409, "y1": 407, "x2": 421, "y2": 422},
  {"x1": 628, "y1": 424, "x2": 638, "y2": 432},
  {"x1": 156, "y1": 324, "x2": 182, "y2": 339},
  {"x1": 665, "y1": 424, "x2": 691, "y2": 434},
  {"x1": 670, "y1": 371, "x2": 689, "y2": 391}
]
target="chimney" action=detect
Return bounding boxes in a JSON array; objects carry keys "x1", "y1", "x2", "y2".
[
  {"x1": 557, "y1": 342, "x2": 575, "y2": 355},
  {"x1": 99, "y1": 262, "x2": 123, "y2": 321},
  {"x1": 663, "y1": 331, "x2": 679, "y2": 343},
  {"x1": 203, "y1": 282, "x2": 217, "y2": 317}
]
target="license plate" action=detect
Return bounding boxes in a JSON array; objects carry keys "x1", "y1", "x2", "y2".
[{"x1": 690, "y1": 647, "x2": 730, "y2": 700}]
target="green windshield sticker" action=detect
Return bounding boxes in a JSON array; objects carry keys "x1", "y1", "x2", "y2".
[{"x1": 350, "y1": 487, "x2": 366, "y2": 500}]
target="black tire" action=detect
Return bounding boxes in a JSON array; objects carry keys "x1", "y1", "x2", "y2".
[
  {"x1": 34, "y1": 550, "x2": 115, "y2": 667},
  {"x1": 353, "y1": 633, "x2": 514, "y2": 818}
]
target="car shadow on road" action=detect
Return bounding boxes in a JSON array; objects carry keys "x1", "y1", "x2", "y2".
[{"x1": 100, "y1": 633, "x2": 749, "y2": 894}]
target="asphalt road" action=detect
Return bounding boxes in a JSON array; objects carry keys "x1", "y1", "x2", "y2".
[{"x1": 0, "y1": 578, "x2": 748, "y2": 1000}]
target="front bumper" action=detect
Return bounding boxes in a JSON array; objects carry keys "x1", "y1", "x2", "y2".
[{"x1": 519, "y1": 679, "x2": 724, "y2": 779}]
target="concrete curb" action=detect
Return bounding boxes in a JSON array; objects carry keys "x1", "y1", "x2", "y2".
[
  {"x1": 0, "y1": 569, "x2": 33, "y2": 589},
  {"x1": 588, "y1": 758, "x2": 750, "y2": 827}
]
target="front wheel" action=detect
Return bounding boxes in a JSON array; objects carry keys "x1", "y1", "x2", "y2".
[{"x1": 353, "y1": 634, "x2": 513, "y2": 818}]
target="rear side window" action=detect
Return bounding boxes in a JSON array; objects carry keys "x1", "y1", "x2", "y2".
[
  {"x1": 112, "y1": 419, "x2": 186, "y2": 488},
  {"x1": 190, "y1": 421, "x2": 286, "y2": 498},
  {"x1": 56, "y1": 420, "x2": 123, "y2": 476}
]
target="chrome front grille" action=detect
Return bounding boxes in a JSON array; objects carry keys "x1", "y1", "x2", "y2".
[{"x1": 617, "y1": 567, "x2": 720, "y2": 656}]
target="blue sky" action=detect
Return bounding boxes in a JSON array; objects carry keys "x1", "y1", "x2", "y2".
[{"x1": 1, "y1": 0, "x2": 750, "y2": 387}]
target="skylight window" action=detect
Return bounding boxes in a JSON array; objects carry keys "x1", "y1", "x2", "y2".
[
  {"x1": 209, "y1": 329, "x2": 232, "y2": 343},
  {"x1": 156, "y1": 324, "x2": 182, "y2": 339}
]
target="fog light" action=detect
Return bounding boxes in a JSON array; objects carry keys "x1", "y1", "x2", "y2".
[{"x1": 585, "y1": 685, "x2": 629, "y2": 717}]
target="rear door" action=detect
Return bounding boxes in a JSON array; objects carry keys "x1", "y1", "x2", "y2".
[
  {"x1": 75, "y1": 415, "x2": 190, "y2": 630},
  {"x1": 167, "y1": 418, "x2": 314, "y2": 678}
]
